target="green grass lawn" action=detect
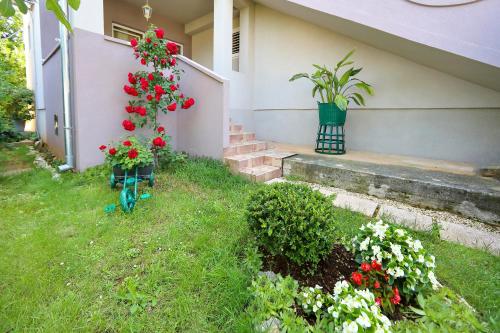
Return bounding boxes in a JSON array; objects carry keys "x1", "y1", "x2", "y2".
[{"x1": 0, "y1": 145, "x2": 498, "y2": 331}]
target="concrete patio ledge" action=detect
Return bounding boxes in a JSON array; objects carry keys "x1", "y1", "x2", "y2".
[
  {"x1": 333, "y1": 193, "x2": 378, "y2": 217},
  {"x1": 377, "y1": 205, "x2": 434, "y2": 231}
]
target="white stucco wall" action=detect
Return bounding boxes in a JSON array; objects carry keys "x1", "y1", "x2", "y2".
[
  {"x1": 192, "y1": 28, "x2": 214, "y2": 69},
  {"x1": 252, "y1": 5, "x2": 500, "y2": 165}
]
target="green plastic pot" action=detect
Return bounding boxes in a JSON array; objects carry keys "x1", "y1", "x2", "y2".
[{"x1": 318, "y1": 102, "x2": 346, "y2": 126}]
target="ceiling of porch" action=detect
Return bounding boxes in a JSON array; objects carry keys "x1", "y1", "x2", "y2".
[{"x1": 121, "y1": 0, "x2": 214, "y2": 24}]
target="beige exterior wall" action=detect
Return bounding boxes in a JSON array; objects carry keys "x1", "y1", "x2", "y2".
[
  {"x1": 192, "y1": 28, "x2": 213, "y2": 69},
  {"x1": 103, "y1": 0, "x2": 192, "y2": 58},
  {"x1": 251, "y1": 5, "x2": 500, "y2": 165}
]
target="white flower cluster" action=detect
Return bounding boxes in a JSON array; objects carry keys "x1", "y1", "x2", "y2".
[
  {"x1": 299, "y1": 281, "x2": 391, "y2": 333},
  {"x1": 352, "y1": 221, "x2": 440, "y2": 295}
]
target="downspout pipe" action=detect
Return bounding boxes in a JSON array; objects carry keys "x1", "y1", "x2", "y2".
[{"x1": 58, "y1": 0, "x2": 74, "y2": 172}]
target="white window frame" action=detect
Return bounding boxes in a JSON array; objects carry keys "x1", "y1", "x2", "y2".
[
  {"x1": 111, "y1": 23, "x2": 184, "y2": 55},
  {"x1": 112, "y1": 22, "x2": 144, "y2": 41}
]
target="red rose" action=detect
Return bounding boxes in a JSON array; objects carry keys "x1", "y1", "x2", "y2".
[
  {"x1": 351, "y1": 272, "x2": 363, "y2": 286},
  {"x1": 155, "y1": 28, "x2": 164, "y2": 39},
  {"x1": 157, "y1": 126, "x2": 165, "y2": 133},
  {"x1": 169, "y1": 84, "x2": 177, "y2": 92},
  {"x1": 123, "y1": 140, "x2": 132, "y2": 146},
  {"x1": 154, "y1": 55, "x2": 158, "y2": 61},
  {"x1": 167, "y1": 102, "x2": 177, "y2": 112},
  {"x1": 375, "y1": 297, "x2": 382, "y2": 306},
  {"x1": 155, "y1": 94, "x2": 161, "y2": 102},
  {"x1": 390, "y1": 294, "x2": 401, "y2": 305},
  {"x1": 148, "y1": 73, "x2": 154, "y2": 81},
  {"x1": 371, "y1": 260, "x2": 382, "y2": 271},
  {"x1": 154, "y1": 43, "x2": 158, "y2": 47},
  {"x1": 140, "y1": 77, "x2": 149, "y2": 91},
  {"x1": 179, "y1": 93, "x2": 184, "y2": 98},
  {"x1": 109, "y1": 147, "x2": 117, "y2": 155},
  {"x1": 125, "y1": 105, "x2": 134, "y2": 113},
  {"x1": 141, "y1": 58, "x2": 147, "y2": 65},
  {"x1": 99, "y1": 145, "x2": 106, "y2": 150},
  {"x1": 154, "y1": 85, "x2": 165, "y2": 95},
  {"x1": 160, "y1": 58, "x2": 167, "y2": 65},
  {"x1": 374, "y1": 281, "x2": 380, "y2": 289},
  {"x1": 123, "y1": 85, "x2": 138, "y2": 96},
  {"x1": 166, "y1": 41, "x2": 178, "y2": 55},
  {"x1": 122, "y1": 120, "x2": 135, "y2": 131},
  {"x1": 136, "y1": 106, "x2": 147, "y2": 116},
  {"x1": 169, "y1": 74, "x2": 174, "y2": 81},
  {"x1": 128, "y1": 73, "x2": 136, "y2": 84},
  {"x1": 169, "y1": 58, "x2": 176, "y2": 66},
  {"x1": 182, "y1": 98, "x2": 195, "y2": 109},
  {"x1": 128, "y1": 149, "x2": 138, "y2": 159},
  {"x1": 143, "y1": 51, "x2": 148, "y2": 57},
  {"x1": 361, "y1": 262, "x2": 371, "y2": 272},
  {"x1": 152, "y1": 137, "x2": 164, "y2": 147},
  {"x1": 146, "y1": 94, "x2": 153, "y2": 101},
  {"x1": 130, "y1": 38, "x2": 138, "y2": 47},
  {"x1": 145, "y1": 37, "x2": 151, "y2": 43}
]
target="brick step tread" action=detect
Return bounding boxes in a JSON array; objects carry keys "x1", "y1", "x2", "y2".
[
  {"x1": 224, "y1": 150, "x2": 295, "y2": 162},
  {"x1": 229, "y1": 131, "x2": 255, "y2": 136},
  {"x1": 240, "y1": 164, "x2": 281, "y2": 175},
  {"x1": 227, "y1": 140, "x2": 267, "y2": 148}
]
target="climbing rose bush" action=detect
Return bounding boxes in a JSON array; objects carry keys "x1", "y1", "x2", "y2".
[
  {"x1": 298, "y1": 281, "x2": 391, "y2": 332},
  {"x1": 100, "y1": 136, "x2": 153, "y2": 170},
  {"x1": 350, "y1": 221, "x2": 439, "y2": 302},
  {"x1": 119, "y1": 26, "x2": 195, "y2": 166}
]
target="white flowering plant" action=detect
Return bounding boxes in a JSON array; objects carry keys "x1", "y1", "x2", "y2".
[
  {"x1": 298, "y1": 280, "x2": 392, "y2": 332},
  {"x1": 350, "y1": 221, "x2": 439, "y2": 302}
]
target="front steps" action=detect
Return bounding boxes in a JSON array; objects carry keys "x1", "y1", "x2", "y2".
[{"x1": 224, "y1": 124, "x2": 295, "y2": 182}]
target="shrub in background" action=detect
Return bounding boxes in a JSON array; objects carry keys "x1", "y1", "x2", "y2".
[
  {"x1": 246, "y1": 182, "x2": 336, "y2": 268},
  {"x1": 350, "y1": 221, "x2": 439, "y2": 303}
]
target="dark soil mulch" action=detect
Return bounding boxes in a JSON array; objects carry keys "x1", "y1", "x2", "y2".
[{"x1": 261, "y1": 244, "x2": 357, "y2": 293}]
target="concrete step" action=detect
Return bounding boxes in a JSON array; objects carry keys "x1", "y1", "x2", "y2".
[
  {"x1": 223, "y1": 140, "x2": 268, "y2": 157},
  {"x1": 229, "y1": 124, "x2": 243, "y2": 133},
  {"x1": 224, "y1": 150, "x2": 296, "y2": 173},
  {"x1": 229, "y1": 132, "x2": 256, "y2": 144},
  {"x1": 283, "y1": 154, "x2": 500, "y2": 225},
  {"x1": 240, "y1": 165, "x2": 283, "y2": 182}
]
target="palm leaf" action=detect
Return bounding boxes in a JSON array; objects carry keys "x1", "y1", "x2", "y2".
[
  {"x1": 355, "y1": 82, "x2": 374, "y2": 95},
  {"x1": 334, "y1": 94, "x2": 348, "y2": 111},
  {"x1": 289, "y1": 73, "x2": 309, "y2": 82},
  {"x1": 335, "y1": 49, "x2": 355, "y2": 69},
  {"x1": 352, "y1": 92, "x2": 365, "y2": 106}
]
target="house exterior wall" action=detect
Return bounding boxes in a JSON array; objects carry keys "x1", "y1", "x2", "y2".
[
  {"x1": 251, "y1": 5, "x2": 500, "y2": 166},
  {"x1": 103, "y1": 0, "x2": 192, "y2": 58},
  {"x1": 70, "y1": 29, "x2": 228, "y2": 170}
]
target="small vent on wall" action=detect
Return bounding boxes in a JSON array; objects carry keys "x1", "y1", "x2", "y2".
[{"x1": 232, "y1": 29, "x2": 240, "y2": 72}]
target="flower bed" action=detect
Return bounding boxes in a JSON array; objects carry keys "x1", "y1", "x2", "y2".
[{"x1": 245, "y1": 183, "x2": 488, "y2": 332}]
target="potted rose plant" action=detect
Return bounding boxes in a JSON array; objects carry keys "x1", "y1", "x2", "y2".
[{"x1": 289, "y1": 50, "x2": 373, "y2": 127}]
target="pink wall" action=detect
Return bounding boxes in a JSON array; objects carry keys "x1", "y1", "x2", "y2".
[{"x1": 71, "y1": 29, "x2": 228, "y2": 170}]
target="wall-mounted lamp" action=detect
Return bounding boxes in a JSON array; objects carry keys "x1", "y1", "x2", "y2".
[{"x1": 142, "y1": 0, "x2": 153, "y2": 21}]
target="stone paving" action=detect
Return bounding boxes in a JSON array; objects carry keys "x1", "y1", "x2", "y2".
[{"x1": 266, "y1": 177, "x2": 500, "y2": 255}]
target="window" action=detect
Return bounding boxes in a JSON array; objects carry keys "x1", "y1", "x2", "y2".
[
  {"x1": 111, "y1": 23, "x2": 184, "y2": 55},
  {"x1": 232, "y1": 28, "x2": 240, "y2": 72},
  {"x1": 112, "y1": 23, "x2": 144, "y2": 42}
]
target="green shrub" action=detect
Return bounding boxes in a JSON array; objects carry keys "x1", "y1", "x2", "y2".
[{"x1": 246, "y1": 182, "x2": 336, "y2": 268}]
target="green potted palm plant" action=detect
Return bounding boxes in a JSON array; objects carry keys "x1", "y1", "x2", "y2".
[{"x1": 289, "y1": 50, "x2": 373, "y2": 127}]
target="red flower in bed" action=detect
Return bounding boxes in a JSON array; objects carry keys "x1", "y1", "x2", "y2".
[{"x1": 128, "y1": 149, "x2": 138, "y2": 159}]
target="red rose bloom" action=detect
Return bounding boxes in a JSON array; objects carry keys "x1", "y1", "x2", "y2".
[
  {"x1": 99, "y1": 145, "x2": 106, "y2": 150},
  {"x1": 140, "y1": 77, "x2": 149, "y2": 91},
  {"x1": 182, "y1": 98, "x2": 195, "y2": 109},
  {"x1": 160, "y1": 58, "x2": 167, "y2": 65},
  {"x1": 152, "y1": 137, "x2": 165, "y2": 147},
  {"x1": 157, "y1": 126, "x2": 165, "y2": 133},
  {"x1": 136, "y1": 106, "x2": 147, "y2": 116},
  {"x1": 145, "y1": 37, "x2": 151, "y2": 43},
  {"x1": 351, "y1": 272, "x2": 363, "y2": 286},
  {"x1": 109, "y1": 147, "x2": 117, "y2": 155},
  {"x1": 123, "y1": 140, "x2": 132, "y2": 147},
  {"x1": 128, "y1": 149, "x2": 138, "y2": 159},
  {"x1": 390, "y1": 294, "x2": 401, "y2": 305},
  {"x1": 155, "y1": 28, "x2": 164, "y2": 39},
  {"x1": 125, "y1": 105, "x2": 134, "y2": 113},
  {"x1": 130, "y1": 38, "x2": 138, "y2": 47},
  {"x1": 122, "y1": 120, "x2": 135, "y2": 131},
  {"x1": 148, "y1": 73, "x2": 154, "y2": 81},
  {"x1": 169, "y1": 58, "x2": 176, "y2": 66},
  {"x1": 123, "y1": 85, "x2": 138, "y2": 96},
  {"x1": 154, "y1": 85, "x2": 165, "y2": 95},
  {"x1": 374, "y1": 280, "x2": 381, "y2": 289},
  {"x1": 169, "y1": 74, "x2": 174, "y2": 81},
  {"x1": 169, "y1": 84, "x2": 177, "y2": 92},
  {"x1": 371, "y1": 260, "x2": 382, "y2": 271},
  {"x1": 375, "y1": 297, "x2": 382, "y2": 306},
  {"x1": 166, "y1": 42, "x2": 178, "y2": 55},
  {"x1": 146, "y1": 94, "x2": 153, "y2": 101},
  {"x1": 141, "y1": 58, "x2": 147, "y2": 65},
  {"x1": 167, "y1": 102, "x2": 177, "y2": 112},
  {"x1": 361, "y1": 262, "x2": 371, "y2": 272},
  {"x1": 128, "y1": 73, "x2": 136, "y2": 84},
  {"x1": 155, "y1": 94, "x2": 161, "y2": 102}
]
